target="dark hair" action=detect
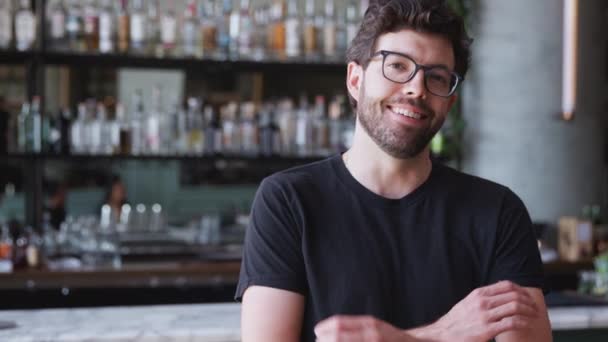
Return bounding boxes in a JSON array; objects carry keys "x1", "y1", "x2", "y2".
[{"x1": 346, "y1": 0, "x2": 473, "y2": 109}]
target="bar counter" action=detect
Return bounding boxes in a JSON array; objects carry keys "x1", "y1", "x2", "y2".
[{"x1": 1, "y1": 303, "x2": 608, "y2": 341}]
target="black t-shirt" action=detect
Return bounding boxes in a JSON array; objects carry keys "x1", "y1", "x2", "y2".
[{"x1": 236, "y1": 155, "x2": 544, "y2": 342}]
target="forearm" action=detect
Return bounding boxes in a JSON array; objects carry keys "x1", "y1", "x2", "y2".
[{"x1": 403, "y1": 321, "x2": 444, "y2": 342}]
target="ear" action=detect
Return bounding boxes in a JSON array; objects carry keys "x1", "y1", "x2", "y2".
[{"x1": 346, "y1": 62, "x2": 363, "y2": 104}]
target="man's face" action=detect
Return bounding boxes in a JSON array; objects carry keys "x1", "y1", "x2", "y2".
[{"x1": 348, "y1": 29, "x2": 457, "y2": 159}]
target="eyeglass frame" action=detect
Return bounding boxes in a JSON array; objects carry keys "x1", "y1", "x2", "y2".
[{"x1": 370, "y1": 50, "x2": 464, "y2": 97}]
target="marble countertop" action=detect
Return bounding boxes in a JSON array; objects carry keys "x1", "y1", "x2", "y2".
[{"x1": 1, "y1": 303, "x2": 608, "y2": 341}]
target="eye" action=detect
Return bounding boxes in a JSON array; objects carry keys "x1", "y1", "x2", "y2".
[
  {"x1": 427, "y1": 73, "x2": 449, "y2": 85},
  {"x1": 387, "y1": 62, "x2": 408, "y2": 71}
]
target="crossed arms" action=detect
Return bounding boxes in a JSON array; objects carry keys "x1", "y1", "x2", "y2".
[{"x1": 241, "y1": 280, "x2": 552, "y2": 342}]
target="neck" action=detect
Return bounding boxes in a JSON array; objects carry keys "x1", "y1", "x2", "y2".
[{"x1": 343, "y1": 118, "x2": 433, "y2": 199}]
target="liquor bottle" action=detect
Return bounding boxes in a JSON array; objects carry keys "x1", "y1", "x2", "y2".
[
  {"x1": 295, "y1": 95, "x2": 313, "y2": 156},
  {"x1": 346, "y1": 0, "x2": 359, "y2": 48},
  {"x1": 259, "y1": 104, "x2": 281, "y2": 157},
  {"x1": 237, "y1": 0, "x2": 253, "y2": 57},
  {"x1": 186, "y1": 97, "x2": 204, "y2": 155},
  {"x1": 303, "y1": 0, "x2": 317, "y2": 60},
  {"x1": 160, "y1": 0, "x2": 177, "y2": 56},
  {"x1": 25, "y1": 226, "x2": 42, "y2": 269},
  {"x1": 65, "y1": 0, "x2": 85, "y2": 52},
  {"x1": 323, "y1": 0, "x2": 336, "y2": 58},
  {"x1": 203, "y1": 105, "x2": 221, "y2": 155},
  {"x1": 17, "y1": 101, "x2": 30, "y2": 153},
  {"x1": 49, "y1": 107, "x2": 70, "y2": 154},
  {"x1": 83, "y1": 0, "x2": 99, "y2": 52},
  {"x1": 48, "y1": 0, "x2": 67, "y2": 51},
  {"x1": 335, "y1": 9, "x2": 347, "y2": 59},
  {"x1": 182, "y1": 1, "x2": 200, "y2": 57},
  {"x1": 216, "y1": 0, "x2": 231, "y2": 58},
  {"x1": 117, "y1": 0, "x2": 130, "y2": 53},
  {"x1": 284, "y1": 0, "x2": 300, "y2": 59},
  {"x1": 98, "y1": 0, "x2": 115, "y2": 53},
  {"x1": 28, "y1": 96, "x2": 42, "y2": 153},
  {"x1": 115, "y1": 102, "x2": 131, "y2": 154},
  {"x1": 228, "y1": 0, "x2": 240, "y2": 58},
  {"x1": 199, "y1": 0, "x2": 217, "y2": 57},
  {"x1": 221, "y1": 102, "x2": 239, "y2": 155},
  {"x1": 239, "y1": 102, "x2": 258, "y2": 156},
  {"x1": 0, "y1": 0, "x2": 12, "y2": 49},
  {"x1": 145, "y1": 85, "x2": 162, "y2": 154},
  {"x1": 130, "y1": 89, "x2": 144, "y2": 155},
  {"x1": 88, "y1": 103, "x2": 103, "y2": 154},
  {"x1": 277, "y1": 98, "x2": 296, "y2": 155},
  {"x1": 272, "y1": 0, "x2": 285, "y2": 59},
  {"x1": 146, "y1": 0, "x2": 161, "y2": 56},
  {"x1": 312, "y1": 95, "x2": 329, "y2": 155},
  {"x1": 0, "y1": 222, "x2": 13, "y2": 273},
  {"x1": 15, "y1": 0, "x2": 36, "y2": 51},
  {"x1": 251, "y1": 6, "x2": 267, "y2": 60},
  {"x1": 70, "y1": 102, "x2": 87, "y2": 154},
  {"x1": 129, "y1": 0, "x2": 146, "y2": 54},
  {"x1": 314, "y1": 0, "x2": 324, "y2": 59}
]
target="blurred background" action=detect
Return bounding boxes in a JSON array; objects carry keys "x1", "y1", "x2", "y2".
[{"x1": 0, "y1": 0, "x2": 607, "y2": 334}]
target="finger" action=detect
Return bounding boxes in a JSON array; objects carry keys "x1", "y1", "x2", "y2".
[
  {"x1": 486, "y1": 291, "x2": 538, "y2": 311},
  {"x1": 487, "y1": 300, "x2": 538, "y2": 322},
  {"x1": 486, "y1": 314, "x2": 531, "y2": 337}
]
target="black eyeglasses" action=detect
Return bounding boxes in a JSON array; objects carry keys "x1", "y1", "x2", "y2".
[{"x1": 371, "y1": 50, "x2": 463, "y2": 97}]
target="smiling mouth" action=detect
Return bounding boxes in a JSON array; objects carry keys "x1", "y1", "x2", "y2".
[{"x1": 386, "y1": 105, "x2": 428, "y2": 120}]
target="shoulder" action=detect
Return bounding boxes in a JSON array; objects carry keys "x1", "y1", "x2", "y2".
[
  {"x1": 260, "y1": 157, "x2": 335, "y2": 196},
  {"x1": 434, "y1": 163, "x2": 524, "y2": 210}
]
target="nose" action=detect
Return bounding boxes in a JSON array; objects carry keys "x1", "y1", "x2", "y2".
[{"x1": 400, "y1": 69, "x2": 427, "y2": 98}]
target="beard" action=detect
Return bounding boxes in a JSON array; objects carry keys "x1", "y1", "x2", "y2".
[{"x1": 357, "y1": 82, "x2": 445, "y2": 159}]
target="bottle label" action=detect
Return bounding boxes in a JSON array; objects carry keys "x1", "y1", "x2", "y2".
[
  {"x1": 16, "y1": 13, "x2": 36, "y2": 48},
  {"x1": 51, "y1": 12, "x2": 66, "y2": 39},
  {"x1": 99, "y1": 13, "x2": 113, "y2": 52},
  {"x1": 130, "y1": 14, "x2": 145, "y2": 42},
  {"x1": 0, "y1": 12, "x2": 11, "y2": 46},
  {"x1": 161, "y1": 16, "x2": 176, "y2": 45},
  {"x1": 285, "y1": 19, "x2": 300, "y2": 56},
  {"x1": 84, "y1": 15, "x2": 98, "y2": 35}
]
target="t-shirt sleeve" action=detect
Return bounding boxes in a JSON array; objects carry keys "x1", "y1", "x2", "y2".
[
  {"x1": 234, "y1": 176, "x2": 306, "y2": 302},
  {"x1": 486, "y1": 189, "x2": 546, "y2": 292}
]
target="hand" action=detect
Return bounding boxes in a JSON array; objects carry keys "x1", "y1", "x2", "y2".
[
  {"x1": 315, "y1": 315, "x2": 416, "y2": 342},
  {"x1": 432, "y1": 280, "x2": 539, "y2": 342}
]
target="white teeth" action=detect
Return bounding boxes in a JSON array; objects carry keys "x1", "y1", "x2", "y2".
[{"x1": 391, "y1": 107, "x2": 422, "y2": 119}]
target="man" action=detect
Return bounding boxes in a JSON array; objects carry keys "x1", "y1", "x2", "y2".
[{"x1": 236, "y1": 0, "x2": 552, "y2": 341}]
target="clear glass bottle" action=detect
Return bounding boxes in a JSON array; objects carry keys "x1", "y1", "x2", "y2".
[
  {"x1": 88, "y1": 103, "x2": 103, "y2": 154},
  {"x1": 145, "y1": 85, "x2": 162, "y2": 155},
  {"x1": 323, "y1": 0, "x2": 336, "y2": 59},
  {"x1": 146, "y1": 0, "x2": 161, "y2": 56},
  {"x1": 182, "y1": 1, "x2": 200, "y2": 58},
  {"x1": 303, "y1": 0, "x2": 317, "y2": 60},
  {"x1": 83, "y1": 0, "x2": 99, "y2": 52},
  {"x1": 312, "y1": 95, "x2": 329, "y2": 156},
  {"x1": 186, "y1": 97, "x2": 204, "y2": 155},
  {"x1": 117, "y1": 0, "x2": 130, "y2": 53},
  {"x1": 130, "y1": 89, "x2": 145, "y2": 155},
  {"x1": 70, "y1": 102, "x2": 87, "y2": 154},
  {"x1": 0, "y1": 0, "x2": 12, "y2": 49},
  {"x1": 346, "y1": 0, "x2": 359, "y2": 48},
  {"x1": 199, "y1": 0, "x2": 217, "y2": 57},
  {"x1": 48, "y1": 0, "x2": 67, "y2": 51},
  {"x1": 251, "y1": 6, "x2": 267, "y2": 61},
  {"x1": 335, "y1": 7, "x2": 347, "y2": 59},
  {"x1": 28, "y1": 96, "x2": 42, "y2": 153},
  {"x1": 160, "y1": 0, "x2": 177, "y2": 56},
  {"x1": 216, "y1": 0, "x2": 231, "y2": 59},
  {"x1": 295, "y1": 95, "x2": 313, "y2": 157},
  {"x1": 15, "y1": 0, "x2": 36, "y2": 51},
  {"x1": 239, "y1": 102, "x2": 258, "y2": 156},
  {"x1": 328, "y1": 97, "x2": 343, "y2": 153},
  {"x1": 277, "y1": 98, "x2": 296, "y2": 156},
  {"x1": 98, "y1": 0, "x2": 115, "y2": 53},
  {"x1": 203, "y1": 105, "x2": 221, "y2": 155},
  {"x1": 65, "y1": 0, "x2": 85, "y2": 52},
  {"x1": 227, "y1": 0, "x2": 240, "y2": 58},
  {"x1": 237, "y1": 0, "x2": 253, "y2": 58},
  {"x1": 221, "y1": 102, "x2": 239, "y2": 155},
  {"x1": 284, "y1": 0, "x2": 300, "y2": 59},
  {"x1": 129, "y1": 0, "x2": 146, "y2": 54},
  {"x1": 17, "y1": 101, "x2": 30, "y2": 153}
]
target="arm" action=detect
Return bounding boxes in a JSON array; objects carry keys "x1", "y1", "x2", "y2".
[
  {"x1": 495, "y1": 287, "x2": 551, "y2": 342},
  {"x1": 241, "y1": 286, "x2": 305, "y2": 342}
]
